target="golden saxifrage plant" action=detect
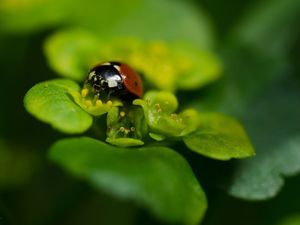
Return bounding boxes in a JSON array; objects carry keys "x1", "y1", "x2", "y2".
[{"x1": 24, "y1": 29, "x2": 255, "y2": 225}]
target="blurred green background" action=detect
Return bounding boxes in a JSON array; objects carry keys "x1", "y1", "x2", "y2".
[{"x1": 0, "y1": 0, "x2": 300, "y2": 224}]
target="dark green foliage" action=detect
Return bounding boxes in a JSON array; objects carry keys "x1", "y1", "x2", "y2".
[{"x1": 0, "y1": 0, "x2": 300, "y2": 224}]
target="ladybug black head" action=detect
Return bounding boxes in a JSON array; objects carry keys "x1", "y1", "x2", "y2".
[
  {"x1": 85, "y1": 61, "x2": 144, "y2": 101},
  {"x1": 88, "y1": 64, "x2": 124, "y2": 92}
]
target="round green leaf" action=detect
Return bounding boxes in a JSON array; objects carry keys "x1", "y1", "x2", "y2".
[
  {"x1": 184, "y1": 113, "x2": 255, "y2": 160},
  {"x1": 44, "y1": 29, "x2": 101, "y2": 81},
  {"x1": 24, "y1": 79, "x2": 92, "y2": 133},
  {"x1": 49, "y1": 137, "x2": 207, "y2": 225}
]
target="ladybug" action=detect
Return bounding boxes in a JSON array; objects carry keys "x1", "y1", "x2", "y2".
[{"x1": 86, "y1": 61, "x2": 143, "y2": 100}]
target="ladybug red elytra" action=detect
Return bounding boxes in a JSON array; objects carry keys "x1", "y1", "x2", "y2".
[{"x1": 86, "y1": 61, "x2": 143, "y2": 100}]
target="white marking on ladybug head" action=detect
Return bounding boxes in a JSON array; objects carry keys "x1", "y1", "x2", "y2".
[
  {"x1": 107, "y1": 75, "x2": 121, "y2": 88},
  {"x1": 89, "y1": 71, "x2": 96, "y2": 80},
  {"x1": 113, "y1": 65, "x2": 120, "y2": 71},
  {"x1": 108, "y1": 79, "x2": 118, "y2": 88}
]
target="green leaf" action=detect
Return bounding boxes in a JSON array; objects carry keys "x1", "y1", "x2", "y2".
[
  {"x1": 1, "y1": 0, "x2": 214, "y2": 50},
  {"x1": 134, "y1": 91, "x2": 199, "y2": 138},
  {"x1": 49, "y1": 137, "x2": 207, "y2": 225},
  {"x1": 173, "y1": 44, "x2": 222, "y2": 90},
  {"x1": 44, "y1": 29, "x2": 100, "y2": 81},
  {"x1": 184, "y1": 113, "x2": 255, "y2": 160},
  {"x1": 24, "y1": 79, "x2": 92, "y2": 133},
  {"x1": 197, "y1": 47, "x2": 300, "y2": 199},
  {"x1": 227, "y1": 137, "x2": 300, "y2": 200},
  {"x1": 0, "y1": 0, "x2": 138, "y2": 33},
  {"x1": 225, "y1": 76, "x2": 300, "y2": 200},
  {"x1": 45, "y1": 30, "x2": 222, "y2": 91},
  {"x1": 0, "y1": 0, "x2": 68, "y2": 33},
  {"x1": 200, "y1": 60, "x2": 300, "y2": 200},
  {"x1": 108, "y1": 0, "x2": 215, "y2": 49}
]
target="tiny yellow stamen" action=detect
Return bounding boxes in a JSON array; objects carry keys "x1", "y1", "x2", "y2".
[
  {"x1": 171, "y1": 113, "x2": 178, "y2": 119},
  {"x1": 88, "y1": 71, "x2": 96, "y2": 80},
  {"x1": 145, "y1": 99, "x2": 151, "y2": 105},
  {"x1": 120, "y1": 111, "x2": 126, "y2": 117},
  {"x1": 96, "y1": 99, "x2": 102, "y2": 107},
  {"x1": 155, "y1": 103, "x2": 161, "y2": 112},
  {"x1": 85, "y1": 100, "x2": 92, "y2": 108},
  {"x1": 81, "y1": 88, "x2": 89, "y2": 97},
  {"x1": 107, "y1": 100, "x2": 113, "y2": 107}
]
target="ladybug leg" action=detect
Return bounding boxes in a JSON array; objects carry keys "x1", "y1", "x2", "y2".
[
  {"x1": 93, "y1": 84, "x2": 101, "y2": 95},
  {"x1": 107, "y1": 90, "x2": 112, "y2": 100},
  {"x1": 107, "y1": 89, "x2": 116, "y2": 100},
  {"x1": 107, "y1": 90, "x2": 113, "y2": 100},
  {"x1": 93, "y1": 93, "x2": 100, "y2": 102}
]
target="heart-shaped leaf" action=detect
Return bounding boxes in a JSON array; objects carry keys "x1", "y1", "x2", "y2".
[
  {"x1": 49, "y1": 137, "x2": 207, "y2": 225},
  {"x1": 24, "y1": 79, "x2": 92, "y2": 133},
  {"x1": 184, "y1": 113, "x2": 255, "y2": 160}
]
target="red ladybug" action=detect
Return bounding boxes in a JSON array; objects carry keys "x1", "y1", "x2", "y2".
[{"x1": 87, "y1": 61, "x2": 143, "y2": 100}]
